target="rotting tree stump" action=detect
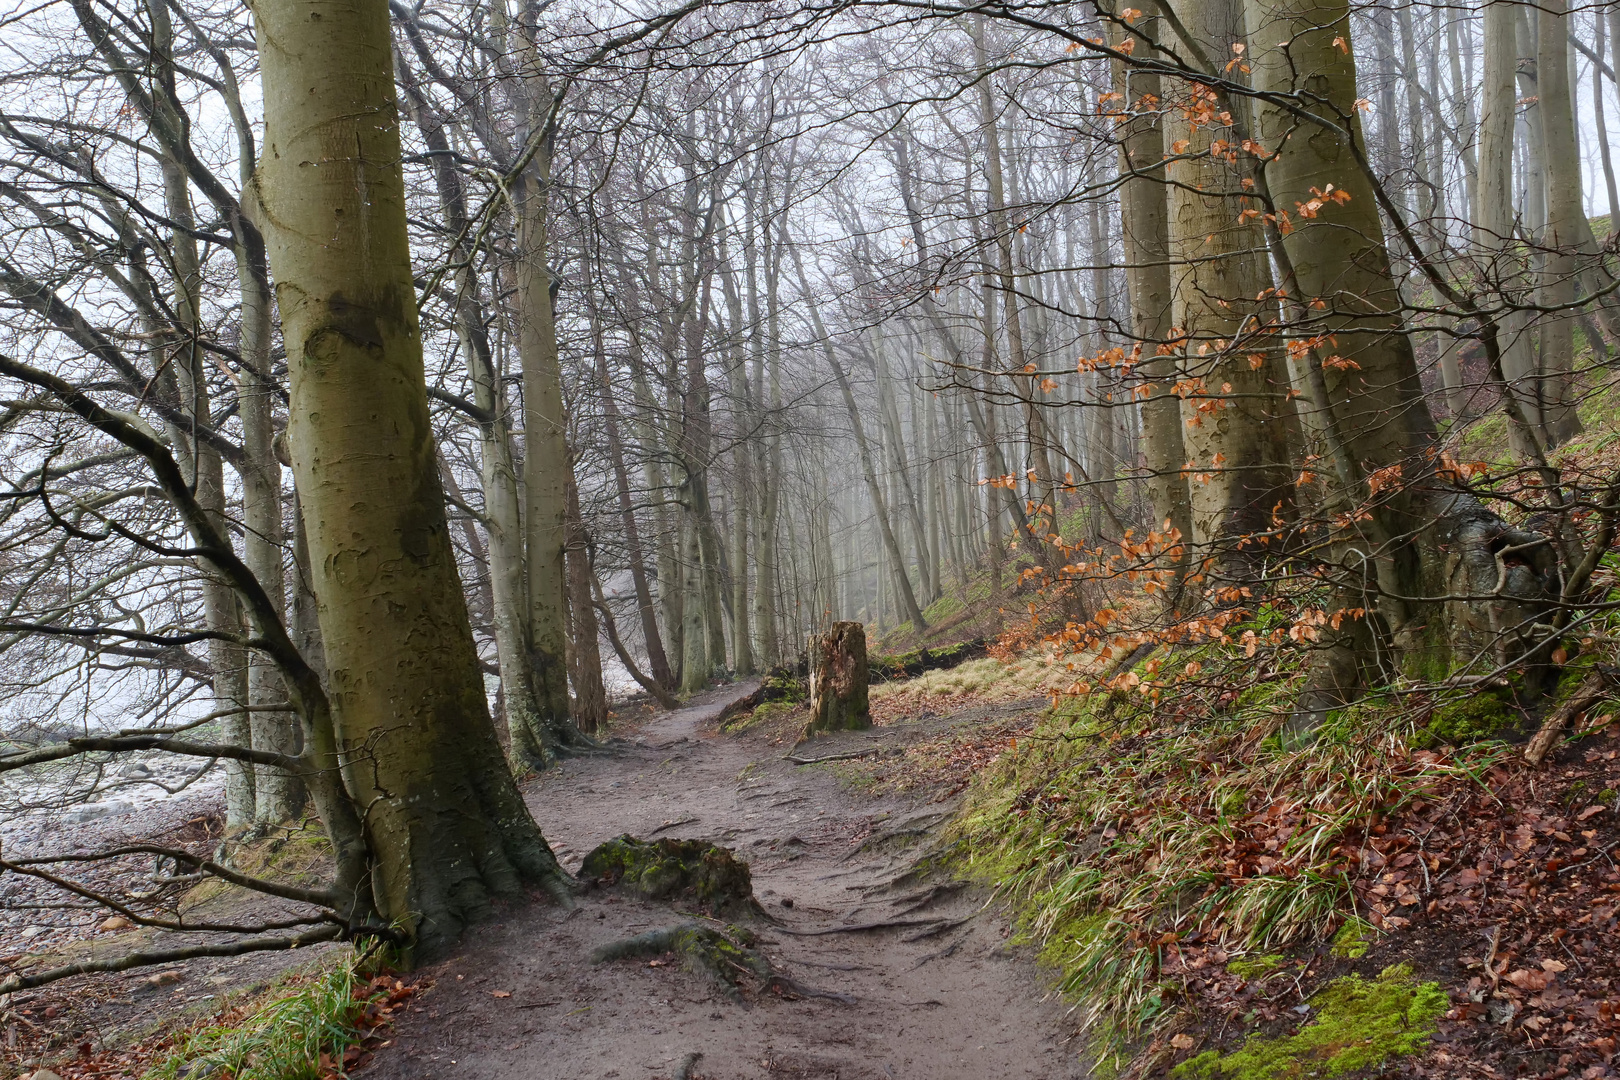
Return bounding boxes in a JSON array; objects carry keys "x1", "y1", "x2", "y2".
[{"x1": 802, "y1": 621, "x2": 871, "y2": 738}]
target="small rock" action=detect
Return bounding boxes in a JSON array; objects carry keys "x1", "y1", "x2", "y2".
[
  {"x1": 28, "y1": 1071, "x2": 64, "y2": 1080},
  {"x1": 18, "y1": 926, "x2": 43, "y2": 940},
  {"x1": 100, "y1": 915, "x2": 134, "y2": 932},
  {"x1": 1486, "y1": 996, "x2": 1516, "y2": 1025},
  {"x1": 779, "y1": 897, "x2": 794, "y2": 909},
  {"x1": 118, "y1": 762, "x2": 153, "y2": 778}
]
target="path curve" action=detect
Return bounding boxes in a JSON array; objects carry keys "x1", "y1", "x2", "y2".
[{"x1": 362, "y1": 681, "x2": 1086, "y2": 1080}]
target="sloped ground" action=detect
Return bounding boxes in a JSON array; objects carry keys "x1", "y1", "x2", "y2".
[{"x1": 356, "y1": 681, "x2": 1085, "y2": 1080}]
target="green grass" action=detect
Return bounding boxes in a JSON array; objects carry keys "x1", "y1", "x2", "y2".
[
  {"x1": 946, "y1": 642, "x2": 1503, "y2": 1061},
  {"x1": 143, "y1": 950, "x2": 376, "y2": 1080}
]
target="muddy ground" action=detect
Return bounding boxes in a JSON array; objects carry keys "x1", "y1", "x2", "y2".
[{"x1": 358, "y1": 681, "x2": 1085, "y2": 1080}]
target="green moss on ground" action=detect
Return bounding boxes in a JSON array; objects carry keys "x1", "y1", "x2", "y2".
[
  {"x1": 580, "y1": 835, "x2": 760, "y2": 916},
  {"x1": 1227, "y1": 954, "x2": 1286, "y2": 981},
  {"x1": 1173, "y1": 964, "x2": 1447, "y2": 1080},
  {"x1": 590, "y1": 923, "x2": 769, "y2": 1003},
  {"x1": 1413, "y1": 689, "x2": 1520, "y2": 749},
  {"x1": 1328, "y1": 916, "x2": 1375, "y2": 959},
  {"x1": 723, "y1": 698, "x2": 802, "y2": 733}
]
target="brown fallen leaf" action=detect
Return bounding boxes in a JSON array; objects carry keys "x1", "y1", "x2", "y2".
[
  {"x1": 1170, "y1": 1033, "x2": 1196, "y2": 1050},
  {"x1": 1505, "y1": 969, "x2": 1549, "y2": 991},
  {"x1": 99, "y1": 916, "x2": 133, "y2": 932},
  {"x1": 1578, "y1": 805, "x2": 1607, "y2": 821},
  {"x1": 492, "y1": 990, "x2": 511, "y2": 998}
]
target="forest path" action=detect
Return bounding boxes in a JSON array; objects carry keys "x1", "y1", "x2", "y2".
[{"x1": 361, "y1": 681, "x2": 1087, "y2": 1080}]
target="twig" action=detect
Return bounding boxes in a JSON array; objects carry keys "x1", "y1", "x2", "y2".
[{"x1": 648, "y1": 816, "x2": 697, "y2": 835}]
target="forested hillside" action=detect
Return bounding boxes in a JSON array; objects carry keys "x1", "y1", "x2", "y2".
[{"x1": 1, "y1": 0, "x2": 1618, "y2": 1074}]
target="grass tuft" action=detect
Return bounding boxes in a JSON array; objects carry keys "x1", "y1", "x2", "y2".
[{"x1": 143, "y1": 951, "x2": 378, "y2": 1080}]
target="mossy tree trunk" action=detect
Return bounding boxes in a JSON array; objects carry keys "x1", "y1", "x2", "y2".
[
  {"x1": 255, "y1": 0, "x2": 566, "y2": 957},
  {"x1": 804, "y1": 621, "x2": 871, "y2": 736}
]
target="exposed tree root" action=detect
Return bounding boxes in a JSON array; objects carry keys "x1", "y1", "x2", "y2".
[
  {"x1": 591, "y1": 922, "x2": 855, "y2": 1008},
  {"x1": 776, "y1": 916, "x2": 948, "y2": 937}
]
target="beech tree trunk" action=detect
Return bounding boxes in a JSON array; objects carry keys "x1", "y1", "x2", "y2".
[
  {"x1": 1536, "y1": 0, "x2": 1588, "y2": 447},
  {"x1": 256, "y1": 0, "x2": 565, "y2": 955},
  {"x1": 510, "y1": 46, "x2": 582, "y2": 764},
  {"x1": 1166, "y1": 0, "x2": 1291, "y2": 570},
  {"x1": 1112, "y1": 11, "x2": 1193, "y2": 600}
]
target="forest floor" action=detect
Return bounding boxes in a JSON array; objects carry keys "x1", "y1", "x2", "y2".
[{"x1": 353, "y1": 678, "x2": 1086, "y2": 1080}]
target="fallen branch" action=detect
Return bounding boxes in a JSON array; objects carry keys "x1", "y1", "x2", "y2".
[{"x1": 1525, "y1": 667, "x2": 1615, "y2": 766}]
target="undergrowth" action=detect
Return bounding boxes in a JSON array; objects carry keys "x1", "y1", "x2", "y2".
[
  {"x1": 949, "y1": 638, "x2": 1514, "y2": 1070},
  {"x1": 142, "y1": 950, "x2": 405, "y2": 1080}
]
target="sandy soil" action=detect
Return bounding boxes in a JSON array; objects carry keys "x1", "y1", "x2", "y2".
[{"x1": 360, "y1": 681, "x2": 1086, "y2": 1080}]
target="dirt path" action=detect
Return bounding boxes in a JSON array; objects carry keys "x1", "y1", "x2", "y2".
[{"x1": 361, "y1": 682, "x2": 1086, "y2": 1080}]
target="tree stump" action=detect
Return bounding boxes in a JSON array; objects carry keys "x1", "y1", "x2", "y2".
[{"x1": 803, "y1": 621, "x2": 871, "y2": 737}]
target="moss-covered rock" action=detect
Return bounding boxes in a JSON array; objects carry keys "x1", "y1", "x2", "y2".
[
  {"x1": 580, "y1": 836, "x2": 760, "y2": 916},
  {"x1": 590, "y1": 922, "x2": 770, "y2": 1003},
  {"x1": 1172, "y1": 963, "x2": 1447, "y2": 1079},
  {"x1": 1413, "y1": 688, "x2": 1520, "y2": 748}
]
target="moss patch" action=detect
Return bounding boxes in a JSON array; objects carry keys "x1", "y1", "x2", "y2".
[
  {"x1": 580, "y1": 836, "x2": 760, "y2": 916},
  {"x1": 590, "y1": 923, "x2": 769, "y2": 1003},
  {"x1": 1329, "y1": 916, "x2": 1375, "y2": 959},
  {"x1": 1173, "y1": 964, "x2": 1447, "y2": 1079},
  {"x1": 1227, "y1": 954, "x2": 1286, "y2": 981},
  {"x1": 1413, "y1": 689, "x2": 1520, "y2": 748}
]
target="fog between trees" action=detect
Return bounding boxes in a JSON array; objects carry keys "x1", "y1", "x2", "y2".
[{"x1": 1, "y1": 0, "x2": 1618, "y2": 979}]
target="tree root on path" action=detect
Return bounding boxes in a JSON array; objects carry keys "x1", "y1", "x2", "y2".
[
  {"x1": 776, "y1": 916, "x2": 949, "y2": 937},
  {"x1": 784, "y1": 748, "x2": 878, "y2": 765},
  {"x1": 592, "y1": 922, "x2": 855, "y2": 1007}
]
